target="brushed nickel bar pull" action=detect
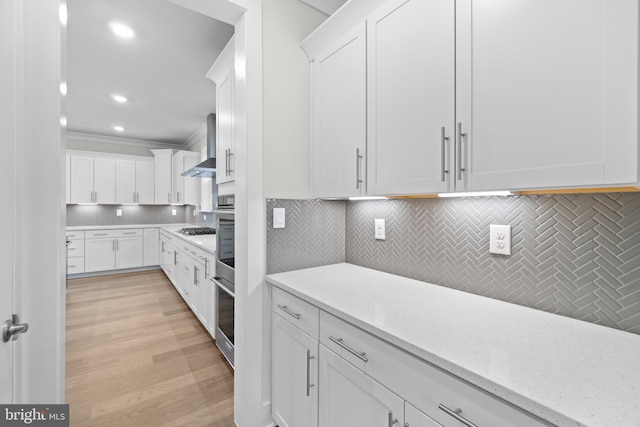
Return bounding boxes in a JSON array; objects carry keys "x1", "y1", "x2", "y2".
[
  {"x1": 168, "y1": 192, "x2": 171, "y2": 203},
  {"x1": 306, "y1": 349, "x2": 315, "y2": 397},
  {"x1": 194, "y1": 266, "x2": 198, "y2": 286},
  {"x1": 276, "y1": 304, "x2": 301, "y2": 320},
  {"x1": 356, "y1": 148, "x2": 363, "y2": 189},
  {"x1": 438, "y1": 404, "x2": 478, "y2": 427},
  {"x1": 174, "y1": 250, "x2": 177, "y2": 265},
  {"x1": 177, "y1": 192, "x2": 181, "y2": 203},
  {"x1": 204, "y1": 258, "x2": 208, "y2": 279},
  {"x1": 228, "y1": 150, "x2": 234, "y2": 174},
  {"x1": 457, "y1": 122, "x2": 467, "y2": 181},
  {"x1": 94, "y1": 233, "x2": 108, "y2": 236},
  {"x1": 329, "y1": 336, "x2": 368, "y2": 362},
  {"x1": 388, "y1": 411, "x2": 398, "y2": 426},
  {"x1": 441, "y1": 126, "x2": 450, "y2": 182},
  {"x1": 123, "y1": 232, "x2": 137, "y2": 235},
  {"x1": 112, "y1": 240, "x2": 116, "y2": 251}
]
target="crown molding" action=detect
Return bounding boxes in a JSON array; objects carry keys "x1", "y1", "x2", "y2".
[
  {"x1": 182, "y1": 123, "x2": 208, "y2": 151},
  {"x1": 66, "y1": 131, "x2": 184, "y2": 149}
]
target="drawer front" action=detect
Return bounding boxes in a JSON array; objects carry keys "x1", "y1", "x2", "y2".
[
  {"x1": 86, "y1": 230, "x2": 119, "y2": 239},
  {"x1": 273, "y1": 287, "x2": 319, "y2": 340},
  {"x1": 320, "y1": 312, "x2": 548, "y2": 427},
  {"x1": 66, "y1": 230, "x2": 85, "y2": 240},
  {"x1": 114, "y1": 229, "x2": 143, "y2": 237},
  {"x1": 67, "y1": 257, "x2": 85, "y2": 274},
  {"x1": 66, "y1": 239, "x2": 85, "y2": 256}
]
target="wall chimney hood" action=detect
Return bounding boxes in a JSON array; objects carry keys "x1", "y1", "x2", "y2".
[{"x1": 182, "y1": 113, "x2": 216, "y2": 178}]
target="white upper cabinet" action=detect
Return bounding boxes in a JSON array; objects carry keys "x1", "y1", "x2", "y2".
[
  {"x1": 69, "y1": 154, "x2": 115, "y2": 204},
  {"x1": 151, "y1": 149, "x2": 175, "y2": 204},
  {"x1": 172, "y1": 151, "x2": 201, "y2": 206},
  {"x1": 207, "y1": 37, "x2": 235, "y2": 188},
  {"x1": 135, "y1": 159, "x2": 155, "y2": 204},
  {"x1": 303, "y1": 0, "x2": 640, "y2": 196},
  {"x1": 367, "y1": 0, "x2": 455, "y2": 196},
  {"x1": 115, "y1": 159, "x2": 136, "y2": 204},
  {"x1": 311, "y1": 23, "x2": 367, "y2": 198},
  {"x1": 456, "y1": 0, "x2": 639, "y2": 191}
]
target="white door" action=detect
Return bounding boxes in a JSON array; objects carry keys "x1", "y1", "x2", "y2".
[
  {"x1": 456, "y1": 0, "x2": 639, "y2": 191},
  {"x1": 319, "y1": 345, "x2": 404, "y2": 427},
  {"x1": 217, "y1": 62, "x2": 235, "y2": 184},
  {"x1": 193, "y1": 261, "x2": 208, "y2": 326},
  {"x1": 70, "y1": 155, "x2": 94, "y2": 203},
  {"x1": 115, "y1": 237, "x2": 144, "y2": 270},
  {"x1": 85, "y1": 238, "x2": 116, "y2": 272},
  {"x1": 272, "y1": 314, "x2": 319, "y2": 427},
  {"x1": 94, "y1": 157, "x2": 116, "y2": 204},
  {"x1": 366, "y1": 0, "x2": 455, "y2": 196},
  {"x1": 312, "y1": 23, "x2": 367, "y2": 198},
  {"x1": 116, "y1": 159, "x2": 136, "y2": 204},
  {"x1": 153, "y1": 151, "x2": 174, "y2": 204},
  {"x1": 1, "y1": 0, "x2": 65, "y2": 404}
]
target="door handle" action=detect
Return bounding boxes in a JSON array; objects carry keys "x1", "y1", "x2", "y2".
[
  {"x1": 457, "y1": 122, "x2": 467, "y2": 181},
  {"x1": 355, "y1": 148, "x2": 363, "y2": 190},
  {"x1": 441, "y1": 126, "x2": 450, "y2": 182},
  {"x1": 439, "y1": 404, "x2": 478, "y2": 427},
  {"x1": 306, "y1": 349, "x2": 315, "y2": 397},
  {"x1": 3, "y1": 314, "x2": 29, "y2": 342}
]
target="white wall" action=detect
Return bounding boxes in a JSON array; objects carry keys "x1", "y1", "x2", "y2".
[{"x1": 263, "y1": 0, "x2": 327, "y2": 199}]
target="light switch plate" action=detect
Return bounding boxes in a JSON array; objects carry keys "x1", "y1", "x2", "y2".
[
  {"x1": 171, "y1": 209, "x2": 177, "y2": 216},
  {"x1": 490, "y1": 224, "x2": 511, "y2": 255},
  {"x1": 273, "y1": 208, "x2": 285, "y2": 229},
  {"x1": 375, "y1": 219, "x2": 385, "y2": 240},
  {"x1": 116, "y1": 209, "x2": 122, "y2": 217}
]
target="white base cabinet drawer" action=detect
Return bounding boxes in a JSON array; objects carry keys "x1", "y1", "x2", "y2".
[
  {"x1": 405, "y1": 402, "x2": 442, "y2": 427},
  {"x1": 273, "y1": 287, "x2": 319, "y2": 340},
  {"x1": 320, "y1": 311, "x2": 550, "y2": 427},
  {"x1": 67, "y1": 257, "x2": 85, "y2": 274}
]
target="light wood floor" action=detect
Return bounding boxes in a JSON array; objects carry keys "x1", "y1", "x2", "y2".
[{"x1": 66, "y1": 270, "x2": 235, "y2": 427}]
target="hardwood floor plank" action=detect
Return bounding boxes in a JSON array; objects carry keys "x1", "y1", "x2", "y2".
[{"x1": 66, "y1": 270, "x2": 235, "y2": 426}]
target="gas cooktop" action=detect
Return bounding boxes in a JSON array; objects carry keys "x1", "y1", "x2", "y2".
[{"x1": 176, "y1": 227, "x2": 216, "y2": 236}]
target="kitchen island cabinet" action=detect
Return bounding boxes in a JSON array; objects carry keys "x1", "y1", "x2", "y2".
[{"x1": 266, "y1": 263, "x2": 640, "y2": 427}]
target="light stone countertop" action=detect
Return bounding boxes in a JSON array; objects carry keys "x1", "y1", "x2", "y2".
[
  {"x1": 67, "y1": 223, "x2": 216, "y2": 254},
  {"x1": 265, "y1": 263, "x2": 640, "y2": 427}
]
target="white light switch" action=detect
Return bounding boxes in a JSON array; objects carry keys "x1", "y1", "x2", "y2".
[
  {"x1": 490, "y1": 224, "x2": 511, "y2": 255},
  {"x1": 273, "y1": 208, "x2": 285, "y2": 229},
  {"x1": 375, "y1": 219, "x2": 385, "y2": 240},
  {"x1": 116, "y1": 209, "x2": 122, "y2": 217}
]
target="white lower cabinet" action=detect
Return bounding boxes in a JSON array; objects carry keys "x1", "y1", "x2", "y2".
[
  {"x1": 143, "y1": 228, "x2": 159, "y2": 266},
  {"x1": 319, "y1": 345, "x2": 404, "y2": 427},
  {"x1": 272, "y1": 314, "x2": 319, "y2": 427},
  {"x1": 85, "y1": 237, "x2": 117, "y2": 272},
  {"x1": 405, "y1": 403, "x2": 442, "y2": 427},
  {"x1": 84, "y1": 229, "x2": 143, "y2": 273},
  {"x1": 271, "y1": 286, "x2": 551, "y2": 427},
  {"x1": 115, "y1": 236, "x2": 144, "y2": 269}
]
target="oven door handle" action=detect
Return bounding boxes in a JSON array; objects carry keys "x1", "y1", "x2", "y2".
[{"x1": 213, "y1": 277, "x2": 235, "y2": 298}]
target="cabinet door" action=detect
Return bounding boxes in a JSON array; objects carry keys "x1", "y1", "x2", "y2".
[
  {"x1": 456, "y1": 0, "x2": 639, "y2": 191},
  {"x1": 405, "y1": 402, "x2": 442, "y2": 427},
  {"x1": 143, "y1": 228, "x2": 159, "y2": 266},
  {"x1": 319, "y1": 345, "x2": 404, "y2": 427},
  {"x1": 272, "y1": 314, "x2": 318, "y2": 427},
  {"x1": 182, "y1": 154, "x2": 201, "y2": 206},
  {"x1": 217, "y1": 70, "x2": 235, "y2": 185},
  {"x1": 115, "y1": 236, "x2": 143, "y2": 269},
  {"x1": 69, "y1": 155, "x2": 94, "y2": 204},
  {"x1": 154, "y1": 152, "x2": 173, "y2": 204},
  {"x1": 135, "y1": 160, "x2": 155, "y2": 204},
  {"x1": 173, "y1": 152, "x2": 184, "y2": 204},
  {"x1": 192, "y1": 261, "x2": 208, "y2": 326},
  {"x1": 367, "y1": 0, "x2": 455, "y2": 196},
  {"x1": 115, "y1": 159, "x2": 136, "y2": 204},
  {"x1": 85, "y1": 238, "x2": 116, "y2": 272},
  {"x1": 93, "y1": 157, "x2": 116, "y2": 204},
  {"x1": 312, "y1": 23, "x2": 367, "y2": 198}
]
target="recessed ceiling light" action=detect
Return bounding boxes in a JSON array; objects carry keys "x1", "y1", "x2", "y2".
[
  {"x1": 59, "y1": 3, "x2": 68, "y2": 26},
  {"x1": 113, "y1": 125, "x2": 125, "y2": 132},
  {"x1": 60, "y1": 116, "x2": 67, "y2": 127},
  {"x1": 109, "y1": 21, "x2": 134, "y2": 39},
  {"x1": 111, "y1": 94, "x2": 128, "y2": 103},
  {"x1": 59, "y1": 82, "x2": 67, "y2": 96}
]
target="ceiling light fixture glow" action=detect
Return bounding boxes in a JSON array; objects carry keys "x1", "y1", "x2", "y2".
[
  {"x1": 59, "y1": 82, "x2": 67, "y2": 96},
  {"x1": 60, "y1": 116, "x2": 67, "y2": 128},
  {"x1": 59, "y1": 3, "x2": 68, "y2": 26},
  {"x1": 111, "y1": 94, "x2": 128, "y2": 103},
  {"x1": 438, "y1": 191, "x2": 513, "y2": 198},
  {"x1": 113, "y1": 125, "x2": 125, "y2": 132},
  {"x1": 109, "y1": 21, "x2": 135, "y2": 39}
]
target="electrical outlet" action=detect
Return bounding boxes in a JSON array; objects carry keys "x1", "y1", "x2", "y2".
[
  {"x1": 273, "y1": 208, "x2": 285, "y2": 229},
  {"x1": 375, "y1": 219, "x2": 385, "y2": 240},
  {"x1": 204, "y1": 215, "x2": 207, "y2": 221},
  {"x1": 490, "y1": 224, "x2": 511, "y2": 255},
  {"x1": 116, "y1": 209, "x2": 122, "y2": 217},
  {"x1": 171, "y1": 209, "x2": 177, "y2": 216}
]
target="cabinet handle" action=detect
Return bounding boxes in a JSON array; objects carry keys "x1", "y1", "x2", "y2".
[
  {"x1": 174, "y1": 250, "x2": 177, "y2": 265},
  {"x1": 276, "y1": 304, "x2": 300, "y2": 320},
  {"x1": 355, "y1": 148, "x2": 363, "y2": 190},
  {"x1": 204, "y1": 258, "x2": 208, "y2": 279},
  {"x1": 168, "y1": 192, "x2": 171, "y2": 203},
  {"x1": 123, "y1": 232, "x2": 136, "y2": 235},
  {"x1": 329, "y1": 336, "x2": 368, "y2": 362},
  {"x1": 438, "y1": 404, "x2": 478, "y2": 427},
  {"x1": 456, "y1": 122, "x2": 467, "y2": 181},
  {"x1": 227, "y1": 149, "x2": 234, "y2": 175},
  {"x1": 112, "y1": 240, "x2": 116, "y2": 251},
  {"x1": 441, "y1": 126, "x2": 450, "y2": 182},
  {"x1": 116, "y1": 240, "x2": 119, "y2": 251},
  {"x1": 161, "y1": 241, "x2": 165, "y2": 253},
  {"x1": 388, "y1": 411, "x2": 398, "y2": 427},
  {"x1": 194, "y1": 266, "x2": 198, "y2": 286},
  {"x1": 177, "y1": 192, "x2": 180, "y2": 203},
  {"x1": 94, "y1": 233, "x2": 108, "y2": 236},
  {"x1": 306, "y1": 349, "x2": 315, "y2": 397},
  {"x1": 95, "y1": 191, "x2": 98, "y2": 203}
]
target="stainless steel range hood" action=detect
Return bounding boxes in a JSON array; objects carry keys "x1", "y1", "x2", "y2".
[{"x1": 182, "y1": 113, "x2": 216, "y2": 178}]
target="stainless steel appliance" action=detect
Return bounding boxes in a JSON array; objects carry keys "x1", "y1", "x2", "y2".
[{"x1": 213, "y1": 195, "x2": 235, "y2": 367}]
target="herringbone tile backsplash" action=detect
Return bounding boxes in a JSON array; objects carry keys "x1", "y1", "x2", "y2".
[{"x1": 267, "y1": 193, "x2": 640, "y2": 334}]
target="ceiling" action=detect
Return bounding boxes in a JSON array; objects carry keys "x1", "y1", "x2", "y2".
[{"x1": 66, "y1": 0, "x2": 234, "y2": 146}]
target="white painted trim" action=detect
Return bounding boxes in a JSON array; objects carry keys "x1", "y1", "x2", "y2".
[
  {"x1": 183, "y1": 123, "x2": 207, "y2": 151},
  {"x1": 67, "y1": 131, "x2": 184, "y2": 149},
  {"x1": 297, "y1": 0, "x2": 344, "y2": 16}
]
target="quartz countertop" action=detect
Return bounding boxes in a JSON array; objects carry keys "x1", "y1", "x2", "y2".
[
  {"x1": 67, "y1": 223, "x2": 216, "y2": 254},
  {"x1": 265, "y1": 263, "x2": 640, "y2": 427}
]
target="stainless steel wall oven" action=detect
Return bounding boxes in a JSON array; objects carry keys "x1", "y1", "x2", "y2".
[{"x1": 214, "y1": 198, "x2": 234, "y2": 367}]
